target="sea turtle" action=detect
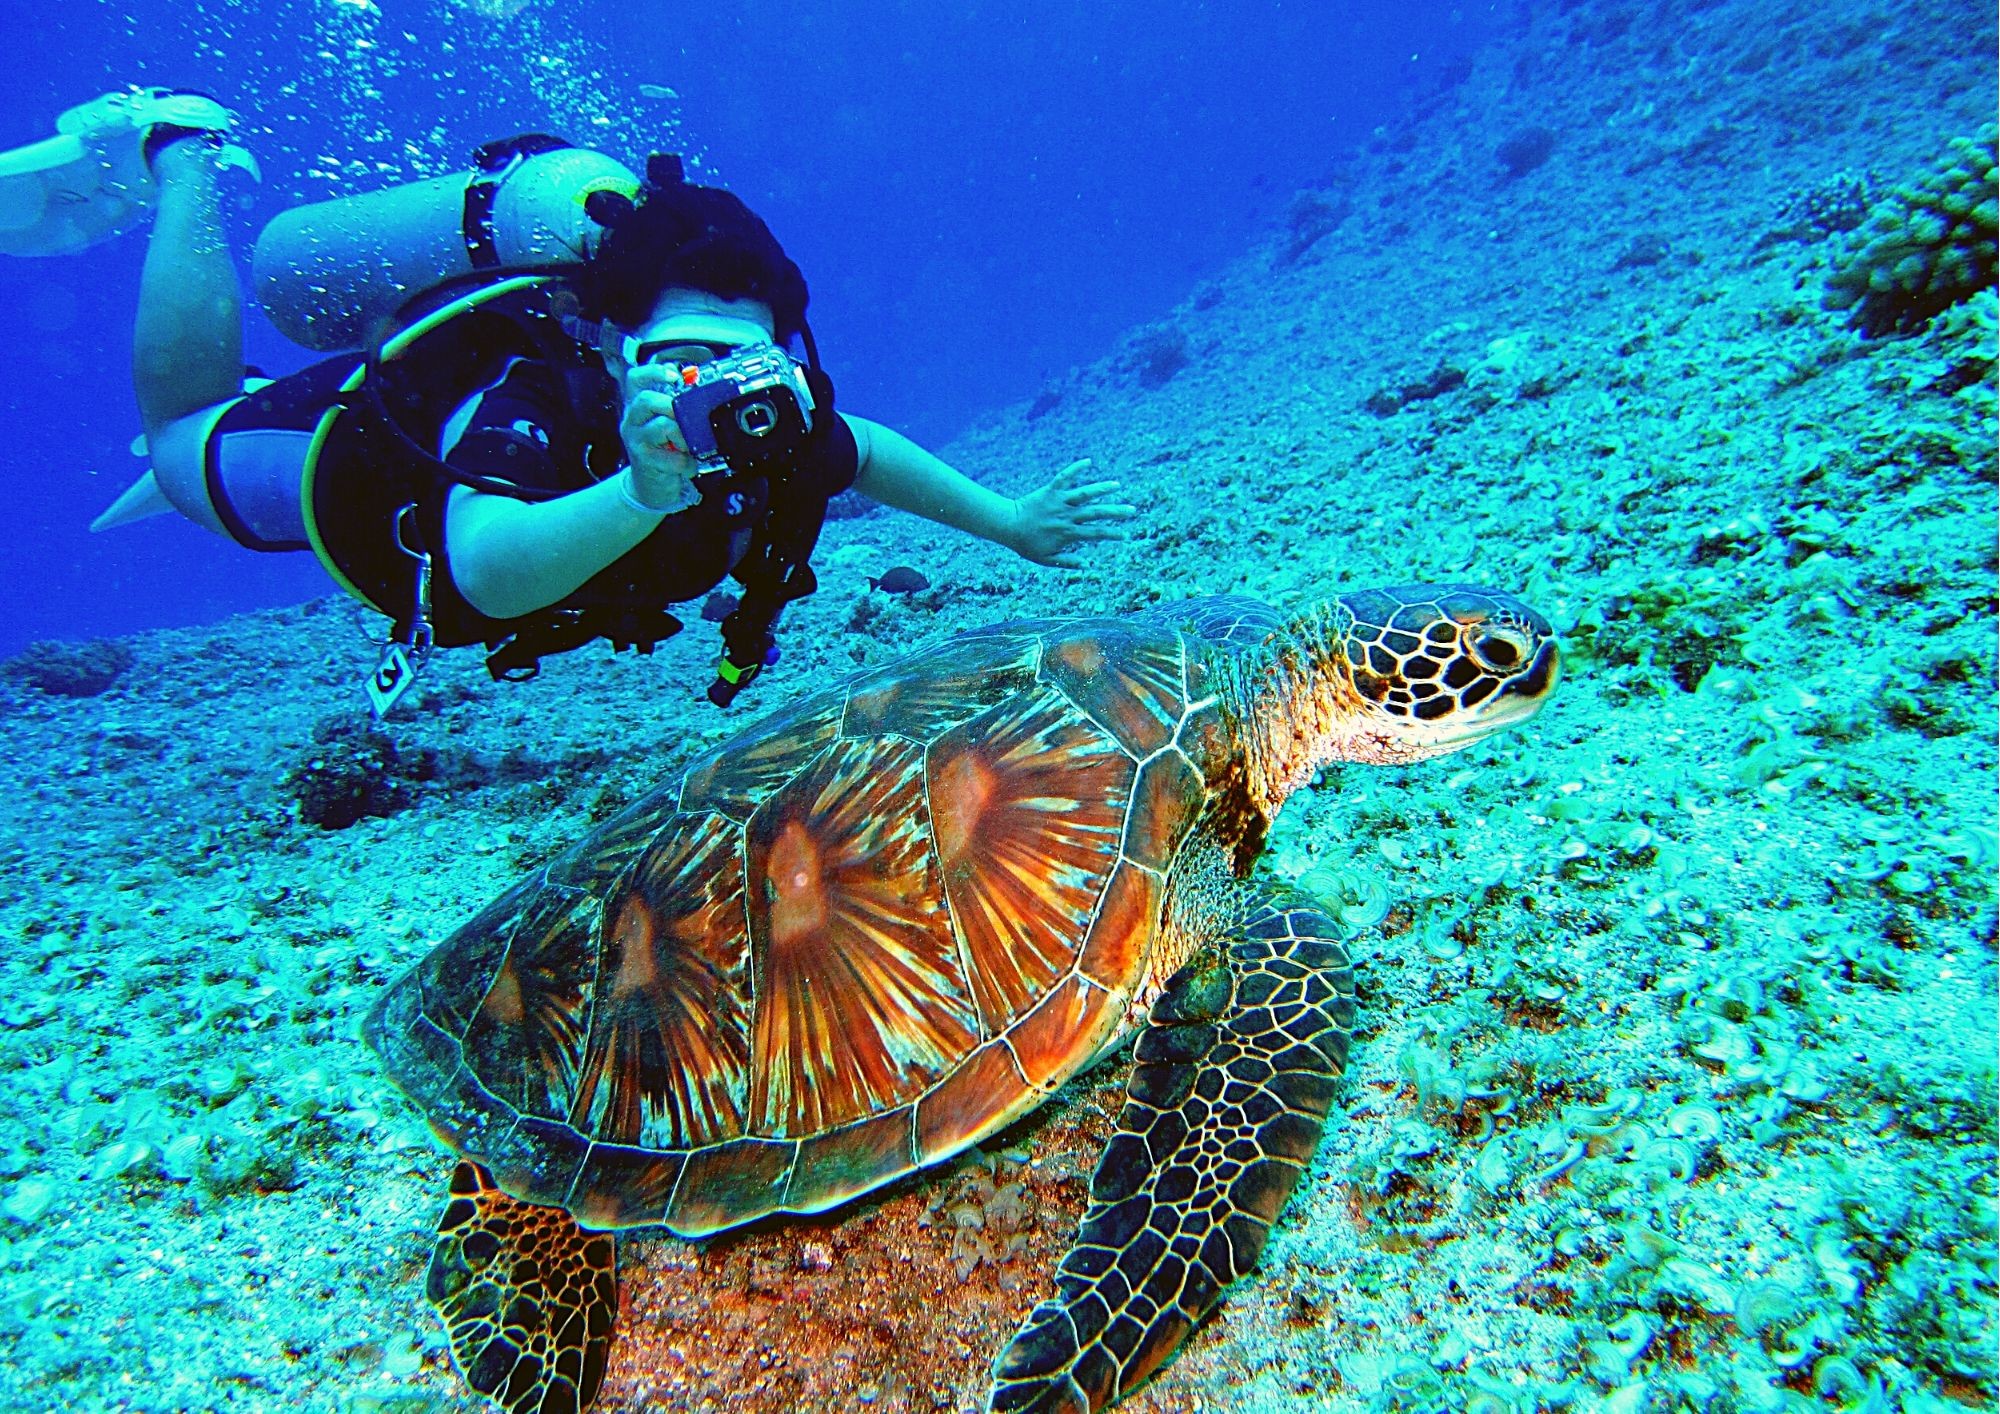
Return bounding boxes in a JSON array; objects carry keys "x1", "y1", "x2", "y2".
[{"x1": 364, "y1": 584, "x2": 1560, "y2": 1414}]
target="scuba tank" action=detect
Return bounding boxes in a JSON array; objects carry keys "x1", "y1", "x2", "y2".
[{"x1": 251, "y1": 135, "x2": 638, "y2": 351}]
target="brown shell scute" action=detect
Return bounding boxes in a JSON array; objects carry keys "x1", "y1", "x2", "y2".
[
  {"x1": 1040, "y1": 624, "x2": 1186, "y2": 757},
  {"x1": 782, "y1": 1104, "x2": 917, "y2": 1216},
  {"x1": 678, "y1": 695, "x2": 844, "y2": 820},
  {"x1": 1123, "y1": 752, "x2": 1204, "y2": 872},
  {"x1": 1077, "y1": 864, "x2": 1161, "y2": 991},
  {"x1": 460, "y1": 883, "x2": 601, "y2": 1121},
  {"x1": 930, "y1": 687, "x2": 1133, "y2": 1031},
  {"x1": 570, "y1": 811, "x2": 751, "y2": 1150},
  {"x1": 412, "y1": 871, "x2": 542, "y2": 1038},
  {"x1": 1142, "y1": 594, "x2": 1285, "y2": 650},
  {"x1": 1005, "y1": 975, "x2": 1122, "y2": 1089},
  {"x1": 669, "y1": 1136, "x2": 797, "y2": 1235},
  {"x1": 915, "y1": 1041, "x2": 1037, "y2": 1164},
  {"x1": 843, "y1": 630, "x2": 1042, "y2": 740},
  {"x1": 744, "y1": 734, "x2": 977, "y2": 1136},
  {"x1": 570, "y1": 1144, "x2": 686, "y2": 1229},
  {"x1": 547, "y1": 792, "x2": 677, "y2": 892}
]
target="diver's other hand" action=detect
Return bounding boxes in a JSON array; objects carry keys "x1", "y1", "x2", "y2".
[
  {"x1": 619, "y1": 363, "x2": 701, "y2": 511},
  {"x1": 1009, "y1": 459, "x2": 1136, "y2": 568}
]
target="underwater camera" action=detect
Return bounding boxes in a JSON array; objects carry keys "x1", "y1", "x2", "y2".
[{"x1": 671, "y1": 346, "x2": 816, "y2": 476}]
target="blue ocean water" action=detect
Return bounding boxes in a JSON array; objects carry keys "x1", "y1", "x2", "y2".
[{"x1": 0, "y1": 0, "x2": 1483, "y2": 655}]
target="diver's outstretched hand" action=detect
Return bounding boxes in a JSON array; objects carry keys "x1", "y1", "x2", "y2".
[{"x1": 1010, "y1": 459, "x2": 1136, "y2": 569}]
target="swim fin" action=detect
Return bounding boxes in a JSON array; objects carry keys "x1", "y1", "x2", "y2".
[
  {"x1": 0, "y1": 88, "x2": 258, "y2": 257},
  {"x1": 90, "y1": 470, "x2": 175, "y2": 532}
]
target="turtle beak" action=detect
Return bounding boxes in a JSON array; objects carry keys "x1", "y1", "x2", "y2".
[
  {"x1": 1472, "y1": 640, "x2": 1560, "y2": 736},
  {"x1": 1476, "y1": 639, "x2": 1561, "y2": 730},
  {"x1": 1426, "y1": 638, "x2": 1561, "y2": 748},
  {"x1": 1500, "y1": 639, "x2": 1562, "y2": 705}
]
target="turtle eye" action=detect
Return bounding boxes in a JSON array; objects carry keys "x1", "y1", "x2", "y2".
[{"x1": 1470, "y1": 628, "x2": 1528, "y2": 671}]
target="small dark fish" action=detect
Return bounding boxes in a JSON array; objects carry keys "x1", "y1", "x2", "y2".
[
  {"x1": 700, "y1": 591, "x2": 739, "y2": 623},
  {"x1": 868, "y1": 566, "x2": 931, "y2": 595}
]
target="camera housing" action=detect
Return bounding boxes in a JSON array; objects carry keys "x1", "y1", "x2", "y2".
[{"x1": 669, "y1": 345, "x2": 816, "y2": 475}]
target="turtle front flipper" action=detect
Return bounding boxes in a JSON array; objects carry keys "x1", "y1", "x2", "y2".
[
  {"x1": 428, "y1": 1161, "x2": 618, "y2": 1414},
  {"x1": 988, "y1": 892, "x2": 1354, "y2": 1413}
]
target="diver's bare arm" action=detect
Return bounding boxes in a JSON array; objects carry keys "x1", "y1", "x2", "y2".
[
  {"x1": 845, "y1": 415, "x2": 1023, "y2": 551},
  {"x1": 845, "y1": 414, "x2": 1134, "y2": 568},
  {"x1": 444, "y1": 480, "x2": 662, "y2": 621}
]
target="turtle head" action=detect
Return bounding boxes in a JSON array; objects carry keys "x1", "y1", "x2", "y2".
[
  {"x1": 1235, "y1": 584, "x2": 1559, "y2": 804},
  {"x1": 1311, "y1": 584, "x2": 1560, "y2": 762}
]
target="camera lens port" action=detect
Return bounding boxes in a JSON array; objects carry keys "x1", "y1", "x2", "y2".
[{"x1": 736, "y1": 399, "x2": 778, "y2": 437}]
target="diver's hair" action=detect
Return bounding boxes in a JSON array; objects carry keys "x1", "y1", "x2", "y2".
[{"x1": 577, "y1": 153, "x2": 808, "y2": 342}]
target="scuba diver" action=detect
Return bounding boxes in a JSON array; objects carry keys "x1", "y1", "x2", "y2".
[{"x1": 1, "y1": 89, "x2": 1134, "y2": 714}]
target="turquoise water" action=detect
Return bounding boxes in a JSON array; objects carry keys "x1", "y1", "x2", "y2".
[{"x1": 0, "y1": 0, "x2": 1993, "y2": 1410}]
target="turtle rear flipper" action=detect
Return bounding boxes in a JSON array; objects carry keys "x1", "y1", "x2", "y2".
[
  {"x1": 428, "y1": 1161, "x2": 618, "y2": 1414},
  {"x1": 988, "y1": 893, "x2": 1354, "y2": 1413}
]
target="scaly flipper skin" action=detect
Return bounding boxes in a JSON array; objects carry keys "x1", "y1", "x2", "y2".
[
  {"x1": 428, "y1": 1161, "x2": 618, "y2": 1414},
  {"x1": 988, "y1": 891, "x2": 1354, "y2": 1412}
]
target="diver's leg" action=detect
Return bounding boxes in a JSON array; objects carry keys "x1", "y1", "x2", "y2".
[{"x1": 133, "y1": 139, "x2": 243, "y2": 439}]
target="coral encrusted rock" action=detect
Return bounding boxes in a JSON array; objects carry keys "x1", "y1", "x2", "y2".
[{"x1": 1826, "y1": 126, "x2": 1998, "y2": 336}]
